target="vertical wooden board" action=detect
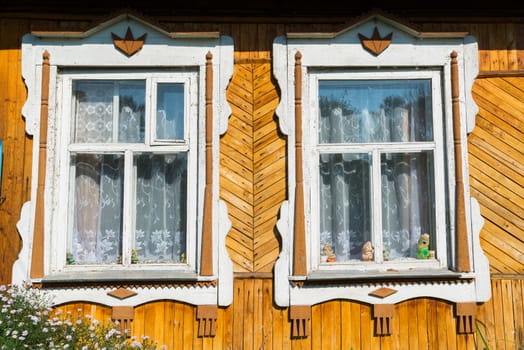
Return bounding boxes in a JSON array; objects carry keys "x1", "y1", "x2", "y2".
[
  {"x1": 133, "y1": 303, "x2": 145, "y2": 340},
  {"x1": 182, "y1": 303, "x2": 195, "y2": 350},
  {"x1": 476, "y1": 294, "x2": 496, "y2": 350},
  {"x1": 243, "y1": 279, "x2": 254, "y2": 350},
  {"x1": 163, "y1": 301, "x2": 175, "y2": 350},
  {"x1": 398, "y1": 300, "x2": 411, "y2": 350},
  {"x1": 406, "y1": 299, "x2": 420, "y2": 350},
  {"x1": 477, "y1": 23, "x2": 491, "y2": 72},
  {"x1": 173, "y1": 302, "x2": 185, "y2": 349},
  {"x1": 491, "y1": 280, "x2": 507, "y2": 350},
  {"x1": 340, "y1": 300, "x2": 352, "y2": 349},
  {"x1": 496, "y1": 23, "x2": 509, "y2": 72},
  {"x1": 320, "y1": 302, "x2": 334, "y2": 349},
  {"x1": 252, "y1": 279, "x2": 264, "y2": 350},
  {"x1": 310, "y1": 303, "x2": 322, "y2": 350},
  {"x1": 516, "y1": 23, "x2": 524, "y2": 70},
  {"x1": 272, "y1": 305, "x2": 285, "y2": 350},
  {"x1": 426, "y1": 299, "x2": 438, "y2": 349},
  {"x1": 221, "y1": 304, "x2": 233, "y2": 350},
  {"x1": 349, "y1": 302, "x2": 361, "y2": 348},
  {"x1": 440, "y1": 301, "x2": 457, "y2": 350},
  {"x1": 360, "y1": 303, "x2": 372, "y2": 350},
  {"x1": 262, "y1": 279, "x2": 273, "y2": 350},
  {"x1": 506, "y1": 23, "x2": 519, "y2": 71},
  {"x1": 415, "y1": 291, "x2": 427, "y2": 345},
  {"x1": 233, "y1": 280, "x2": 244, "y2": 350},
  {"x1": 512, "y1": 280, "x2": 524, "y2": 348},
  {"x1": 192, "y1": 305, "x2": 203, "y2": 350},
  {"x1": 488, "y1": 23, "x2": 501, "y2": 71},
  {"x1": 501, "y1": 279, "x2": 516, "y2": 349}
]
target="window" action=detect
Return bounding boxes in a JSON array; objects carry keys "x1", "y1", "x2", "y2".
[
  {"x1": 272, "y1": 14, "x2": 491, "y2": 308},
  {"x1": 18, "y1": 14, "x2": 235, "y2": 307},
  {"x1": 60, "y1": 72, "x2": 197, "y2": 270},
  {"x1": 310, "y1": 70, "x2": 446, "y2": 272}
]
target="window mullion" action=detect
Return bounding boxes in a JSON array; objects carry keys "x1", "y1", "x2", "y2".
[
  {"x1": 113, "y1": 82, "x2": 120, "y2": 142},
  {"x1": 372, "y1": 149, "x2": 383, "y2": 263},
  {"x1": 121, "y1": 149, "x2": 134, "y2": 266}
]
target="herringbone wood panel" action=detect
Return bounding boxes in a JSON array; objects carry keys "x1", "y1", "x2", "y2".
[
  {"x1": 221, "y1": 62, "x2": 285, "y2": 273},
  {"x1": 470, "y1": 77, "x2": 524, "y2": 274}
]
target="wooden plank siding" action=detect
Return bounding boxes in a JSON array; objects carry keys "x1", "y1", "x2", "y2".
[
  {"x1": 50, "y1": 277, "x2": 522, "y2": 350},
  {"x1": 0, "y1": 13, "x2": 523, "y2": 350}
]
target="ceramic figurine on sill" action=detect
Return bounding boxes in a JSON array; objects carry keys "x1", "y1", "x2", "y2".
[
  {"x1": 416, "y1": 233, "x2": 430, "y2": 259},
  {"x1": 361, "y1": 241, "x2": 374, "y2": 261},
  {"x1": 322, "y1": 242, "x2": 336, "y2": 262}
]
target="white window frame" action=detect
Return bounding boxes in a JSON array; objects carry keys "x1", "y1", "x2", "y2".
[
  {"x1": 272, "y1": 14, "x2": 491, "y2": 307},
  {"x1": 17, "y1": 14, "x2": 235, "y2": 307},
  {"x1": 307, "y1": 69, "x2": 448, "y2": 273},
  {"x1": 51, "y1": 70, "x2": 198, "y2": 274}
]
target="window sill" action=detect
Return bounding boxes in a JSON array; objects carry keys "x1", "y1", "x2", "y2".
[
  {"x1": 40, "y1": 269, "x2": 210, "y2": 284},
  {"x1": 291, "y1": 268, "x2": 473, "y2": 284}
]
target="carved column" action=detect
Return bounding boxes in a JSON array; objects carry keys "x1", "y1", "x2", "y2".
[
  {"x1": 31, "y1": 50, "x2": 50, "y2": 279},
  {"x1": 450, "y1": 51, "x2": 471, "y2": 273},
  {"x1": 200, "y1": 51, "x2": 214, "y2": 276},
  {"x1": 293, "y1": 51, "x2": 307, "y2": 276}
]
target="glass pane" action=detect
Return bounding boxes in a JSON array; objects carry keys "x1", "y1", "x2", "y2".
[
  {"x1": 319, "y1": 153, "x2": 372, "y2": 263},
  {"x1": 73, "y1": 81, "x2": 114, "y2": 143},
  {"x1": 318, "y1": 79, "x2": 433, "y2": 144},
  {"x1": 70, "y1": 153, "x2": 124, "y2": 264},
  {"x1": 73, "y1": 80, "x2": 145, "y2": 143},
  {"x1": 134, "y1": 153, "x2": 187, "y2": 264},
  {"x1": 118, "y1": 81, "x2": 146, "y2": 142},
  {"x1": 156, "y1": 83, "x2": 184, "y2": 140},
  {"x1": 381, "y1": 151, "x2": 436, "y2": 261}
]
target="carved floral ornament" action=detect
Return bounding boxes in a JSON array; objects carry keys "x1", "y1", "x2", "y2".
[
  {"x1": 358, "y1": 26, "x2": 393, "y2": 56},
  {"x1": 111, "y1": 26, "x2": 147, "y2": 57}
]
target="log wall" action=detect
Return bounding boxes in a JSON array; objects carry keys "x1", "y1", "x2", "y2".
[{"x1": 0, "y1": 13, "x2": 523, "y2": 349}]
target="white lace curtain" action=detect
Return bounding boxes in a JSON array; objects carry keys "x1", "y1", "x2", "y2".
[
  {"x1": 71, "y1": 81, "x2": 186, "y2": 265},
  {"x1": 318, "y1": 80, "x2": 435, "y2": 262}
]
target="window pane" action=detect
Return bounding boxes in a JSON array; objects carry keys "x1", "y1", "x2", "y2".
[
  {"x1": 318, "y1": 79, "x2": 433, "y2": 144},
  {"x1": 118, "y1": 81, "x2": 146, "y2": 142},
  {"x1": 134, "y1": 153, "x2": 187, "y2": 264},
  {"x1": 319, "y1": 153, "x2": 371, "y2": 262},
  {"x1": 73, "y1": 81, "x2": 114, "y2": 143},
  {"x1": 381, "y1": 151, "x2": 436, "y2": 261},
  {"x1": 73, "y1": 80, "x2": 145, "y2": 143},
  {"x1": 156, "y1": 83, "x2": 184, "y2": 140},
  {"x1": 70, "y1": 153, "x2": 124, "y2": 264}
]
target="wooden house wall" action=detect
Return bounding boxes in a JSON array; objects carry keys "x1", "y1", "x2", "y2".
[{"x1": 0, "y1": 13, "x2": 523, "y2": 349}]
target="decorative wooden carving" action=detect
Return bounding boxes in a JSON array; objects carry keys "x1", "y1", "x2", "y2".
[
  {"x1": 373, "y1": 304, "x2": 394, "y2": 336},
  {"x1": 289, "y1": 305, "x2": 311, "y2": 338},
  {"x1": 455, "y1": 302, "x2": 476, "y2": 334},
  {"x1": 196, "y1": 305, "x2": 218, "y2": 337},
  {"x1": 358, "y1": 27, "x2": 393, "y2": 56},
  {"x1": 111, "y1": 306, "x2": 134, "y2": 335},
  {"x1": 369, "y1": 287, "x2": 397, "y2": 299},
  {"x1": 293, "y1": 51, "x2": 307, "y2": 277},
  {"x1": 200, "y1": 51, "x2": 214, "y2": 277},
  {"x1": 111, "y1": 27, "x2": 147, "y2": 57},
  {"x1": 31, "y1": 50, "x2": 50, "y2": 279},
  {"x1": 450, "y1": 51, "x2": 471, "y2": 273},
  {"x1": 107, "y1": 287, "x2": 137, "y2": 300}
]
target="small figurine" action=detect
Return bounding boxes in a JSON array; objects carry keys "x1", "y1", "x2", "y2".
[
  {"x1": 322, "y1": 243, "x2": 336, "y2": 262},
  {"x1": 416, "y1": 233, "x2": 430, "y2": 259},
  {"x1": 361, "y1": 241, "x2": 374, "y2": 261}
]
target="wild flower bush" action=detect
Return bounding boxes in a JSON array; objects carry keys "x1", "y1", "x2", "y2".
[{"x1": 0, "y1": 283, "x2": 160, "y2": 350}]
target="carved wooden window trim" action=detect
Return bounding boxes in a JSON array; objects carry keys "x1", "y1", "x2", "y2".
[
  {"x1": 17, "y1": 13, "x2": 234, "y2": 308},
  {"x1": 272, "y1": 13, "x2": 491, "y2": 336}
]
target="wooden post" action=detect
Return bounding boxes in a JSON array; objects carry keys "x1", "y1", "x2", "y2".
[
  {"x1": 31, "y1": 50, "x2": 50, "y2": 279},
  {"x1": 293, "y1": 51, "x2": 307, "y2": 276},
  {"x1": 450, "y1": 51, "x2": 471, "y2": 273},
  {"x1": 200, "y1": 51, "x2": 214, "y2": 276}
]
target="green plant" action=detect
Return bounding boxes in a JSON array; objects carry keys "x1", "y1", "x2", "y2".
[{"x1": 0, "y1": 283, "x2": 161, "y2": 350}]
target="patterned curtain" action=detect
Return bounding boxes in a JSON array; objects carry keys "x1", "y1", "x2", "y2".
[
  {"x1": 318, "y1": 80, "x2": 435, "y2": 263},
  {"x1": 71, "y1": 81, "x2": 186, "y2": 265}
]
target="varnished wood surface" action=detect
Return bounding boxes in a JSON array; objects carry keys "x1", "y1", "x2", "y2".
[
  {"x1": 0, "y1": 13, "x2": 523, "y2": 350},
  {"x1": 53, "y1": 278, "x2": 523, "y2": 350}
]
